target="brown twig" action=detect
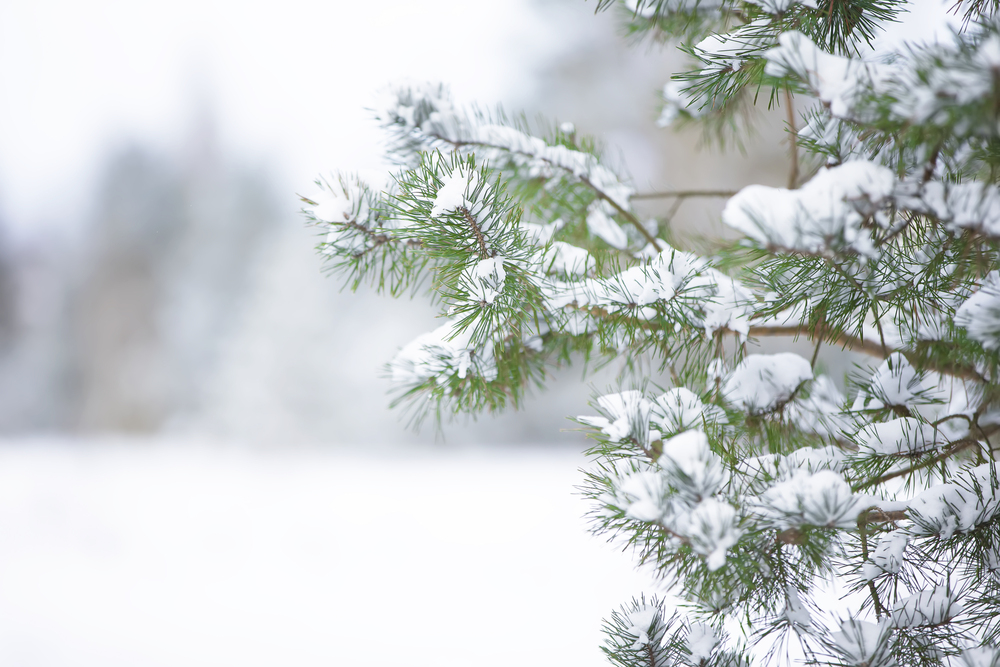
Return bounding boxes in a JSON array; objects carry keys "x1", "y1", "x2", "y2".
[
  {"x1": 745, "y1": 323, "x2": 986, "y2": 383},
  {"x1": 785, "y1": 88, "x2": 800, "y2": 189},
  {"x1": 559, "y1": 299, "x2": 986, "y2": 384},
  {"x1": 458, "y1": 205, "x2": 491, "y2": 259},
  {"x1": 851, "y1": 437, "x2": 986, "y2": 492},
  {"x1": 632, "y1": 189, "x2": 739, "y2": 200},
  {"x1": 858, "y1": 515, "x2": 887, "y2": 618}
]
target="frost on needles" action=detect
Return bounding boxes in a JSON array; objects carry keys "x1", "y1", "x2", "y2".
[{"x1": 303, "y1": 1, "x2": 1000, "y2": 666}]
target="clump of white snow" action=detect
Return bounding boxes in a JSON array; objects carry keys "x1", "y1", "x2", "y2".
[
  {"x1": 578, "y1": 391, "x2": 653, "y2": 446},
  {"x1": 658, "y1": 430, "x2": 730, "y2": 502},
  {"x1": 767, "y1": 29, "x2": 998, "y2": 135},
  {"x1": 786, "y1": 375, "x2": 848, "y2": 438},
  {"x1": 910, "y1": 180, "x2": 987, "y2": 231},
  {"x1": 891, "y1": 36, "x2": 1000, "y2": 128},
  {"x1": 306, "y1": 181, "x2": 377, "y2": 255},
  {"x1": 432, "y1": 169, "x2": 482, "y2": 218},
  {"x1": 906, "y1": 463, "x2": 1000, "y2": 539},
  {"x1": 784, "y1": 586, "x2": 813, "y2": 634},
  {"x1": 862, "y1": 531, "x2": 909, "y2": 580},
  {"x1": 896, "y1": 180, "x2": 1000, "y2": 238},
  {"x1": 852, "y1": 353, "x2": 931, "y2": 412},
  {"x1": 460, "y1": 256, "x2": 507, "y2": 305},
  {"x1": 542, "y1": 244, "x2": 754, "y2": 333},
  {"x1": 687, "y1": 623, "x2": 718, "y2": 661},
  {"x1": 782, "y1": 445, "x2": 848, "y2": 474},
  {"x1": 378, "y1": 89, "x2": 639, "y2": 246},
  {"x1": 690, "y1": 268, "x2": 756, "y2": 338},
  {"x1": 375, "y1": 82, "x2": 462, "y2": 158},
  {"x1": 694, "y1": 20, "x2": 771, "y2": 73},
  {"x1": 609, "y1": 430, "x2": 742, "y2": 571},
  {"x1": 650, "y1": 388, "x2": 726, "y2": 437},
  {"x1": 307, "y1": 188, "x2": 355, "y2": 224},
  {"x1": 467, "y1": 124, "x2": 634, "y2": 212},
  {"x1": 603, "y1": 263, "x2": 677, "y2": 308},
  {"x1": 722, "y1": 161, "x2": 895, "y2": 256},
  {"x1": 619, "y1": 470, "x2": 672, "y2": 523},
  {"x1": 740, "y1": 445, "x2": 848, "y2": 485},
  {"x1": 623, "y1": 606, "x2": 661, "y2": 649},
  {"x1": 586, "y1": 202, "x2": 629, "y2": 249},
  {"x1": 891, "y1": 586, "x2": 963, "y2": 628},
  {"x1": 377, "y1": 86, "x2": 640, "y2": 248},
  {"x1": 830, "y1": 619, "x2": 896, "y2": 667},
  {"x1": 684, "y1": 498, "x2": 743, "y2": 571},
  {"x1": 955, "y1": 271, "x2": 1000, "y2": 350},
  {"x1": 389, "y1": 318, "x2": 497, "y2": 385},
  {"x1": 542, "y1": 242, "x2": 593, "y2": 277},
  {"x1": 856, "y1": 418, "x2": 944, "y2": 457},
  {"x1": 756, "y1": 470, "x2": 863, "y2": 529},
  {"x1": 723, "y1": 353, "x2": 813, "y2": 414},
  {"x1": 765, "y1": 32, "x2": 887, "y2": 120}
]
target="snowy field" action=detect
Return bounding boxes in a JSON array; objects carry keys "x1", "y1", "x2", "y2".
[{"x1": 0, "y1": 440, "x2": 653, "y2": 667}]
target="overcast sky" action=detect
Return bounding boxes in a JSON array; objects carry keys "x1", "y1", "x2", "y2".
[{"x1": 0, "y1": 0, "x2": 594, "y2": 244}]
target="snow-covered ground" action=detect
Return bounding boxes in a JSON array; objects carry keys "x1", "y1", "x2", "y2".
[{"x1": 0, "y1": 440, "x2": 654, "y2": 666}]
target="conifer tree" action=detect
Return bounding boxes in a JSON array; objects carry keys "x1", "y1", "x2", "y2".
[{"x1": 303, "y1": 1, "x2": 1000, "y2": 665}]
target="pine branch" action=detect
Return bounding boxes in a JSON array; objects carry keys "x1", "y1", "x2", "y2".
[
  {"x1": 563, "y1": 299, "x2": 987, "y2": 385},
  {"x1": 426, "y1": 131, "x2": 662, "y2": 251},
  {"x1": 851, "y1": 433, "x2": 992, "y2": 492},
  {"x1": 745, "y1": 324, "x2": 988, "y2": 384}
]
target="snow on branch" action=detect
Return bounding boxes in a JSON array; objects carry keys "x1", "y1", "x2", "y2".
[
  {"x1": 587, "y1": 418, "x2": 743, "y2": 570},
  {"x1": 302, "y1": 173, "x2": 424, "y2": 295},
  {"x1": 722, "y1": 160, "x2": 895, "y2": 256},
  {"x1": 852, "y1": 353, "x2": 935, "y2": 413},
  {"x1": 906, "y1": 463, "x2": 1000, "y2": 539},
  {"x1": 650, "y1": 387, "x2": 727, "y2": 439},
  {"x1": 579, "y1": 390, "x2": 654, "y2": 448},
  {"x1": 767, "y1": 27, "x2": 1000, "y2": 138},
  {"x1": 765, "y1": 31, "x2": 883, "y2": 120},
  {"x1": 601, "y1": 596, "x2": 680, "y2": 667},
  {"x1": 545, "y1": 243, "x2": 755, "y2": 337},
  {"x1": 389, "y1": 318, "x2": 497, "y2": 386},
  {"x1": 861, "y1": 531, "x2": 909, "y2": 580},
  {"x1": 683, "y1": 496, "x2": 744, "y2": 571},
  {"x1": 890, "y1": 585, "x2": 964, "y2": 628},
  {"x1": 755, "y1": 470, "x2": 864, "y2": 530},
  {"x1": 374, "y1": 82, "x2": 653, "y2": 249},
  {"x1": 895, "y1": 180, "x2": 1000, "y2": 239},
  {"x1": 659, "y1": 430, "x2": 730, "y2": 503},
  {"x1": 855, "y1": 418, "x2": 946, "y2": 458},
  {"x1": 955, "y1": 271, "x2": 1000, "y2": 350},
  {"x1": 722, "y1": 353, "x2": 813, "y2": 415},
  {"x1": 826, "y1": 618, "x2": 896, "y2": 667}
]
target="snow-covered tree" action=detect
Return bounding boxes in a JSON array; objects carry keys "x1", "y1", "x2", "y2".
[{"x1": 303, "y1": 2, "x2": 1000, "y2": 666}]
